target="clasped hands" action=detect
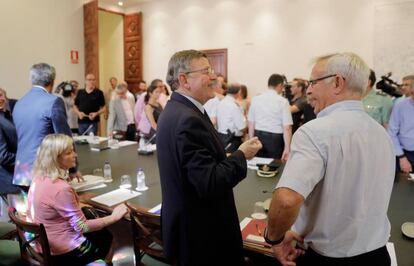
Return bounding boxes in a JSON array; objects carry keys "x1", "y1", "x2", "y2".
[{"x1": 271, "y1": 231, "x2": 305, "y2": 266}]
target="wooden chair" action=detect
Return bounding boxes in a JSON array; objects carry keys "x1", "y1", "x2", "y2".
[
  {"x1": 8, "y1": 207, "x2": 52, "y2": 266},
  {"x1": 126, "y1": 203, "x2": 170, "y2": 266}
]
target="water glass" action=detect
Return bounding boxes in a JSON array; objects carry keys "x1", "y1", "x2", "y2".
[
  {"x1": 93, "y1": 168, "x2": 103, "y2": 177},
  {"x1": 251, "y1": 201, "x2": 267, "y2": 220},
  {"x1": 120, "y1": 175, "x2": 132, "y2": 189}
]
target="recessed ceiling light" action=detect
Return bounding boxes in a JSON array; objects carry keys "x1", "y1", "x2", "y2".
[{"x1": 118, "y1": 1, "x2": 124, "y2": 6}]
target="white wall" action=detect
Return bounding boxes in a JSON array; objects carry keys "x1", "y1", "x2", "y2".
[
  {"x1": 126, "y1": 0, "x2": 375, "y2": 96},
  {"x1": 0, "y1": 0, "x2": 85, "y2": 99}
]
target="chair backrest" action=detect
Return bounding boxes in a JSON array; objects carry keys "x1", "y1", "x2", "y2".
[
  {"x1": 126, "y1": 203, "x2": 170, "y2": 265},
  {"x1": 8, "y1": 207, "x2": 52, "y2": 266}
]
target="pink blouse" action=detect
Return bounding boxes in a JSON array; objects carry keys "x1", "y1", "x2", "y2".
[{"x1": 27, "y1": 176, "x2": 105, "y2": 255}]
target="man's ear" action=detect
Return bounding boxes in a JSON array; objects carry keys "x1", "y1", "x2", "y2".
[
  {"x1": 334, "y1": 75, "x2": 346, "y2": 94},
  {"x1": 178, "y1": 73, "x2": 190, "y2": 89}
]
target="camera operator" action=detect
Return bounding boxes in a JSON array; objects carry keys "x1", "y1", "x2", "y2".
[
  {"x1": 362, "y1": 70, "x2": 393, "y2": 128},
  {"x1": 394, "y1": 75, "x2": 414, "y2": 105},
  {"x1": 60, "y1": 81, "x2": 79, "y2": 134},
  {"x1": 388, "y1": 75, "x2": 414, "y2": 175}
]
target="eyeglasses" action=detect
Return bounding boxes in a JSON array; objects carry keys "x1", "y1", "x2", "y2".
[
  {"x1": 308, "y1": 74, "x2": 337, "y2": 87},
  {"x1": 183, "y1": 66, "x2": 215, "y2": 75}
]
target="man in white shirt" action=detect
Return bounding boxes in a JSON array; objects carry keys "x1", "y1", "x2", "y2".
[
  {"x1": 203, "y1": 79, "x2": 224, "y2": 126},
  {"x1": 248, "y1": 74, "x2": 293, "y2": 160},
  {"x1": 216, "y1": 83, "x2": 246, "y2": 152},
  {"x1": 266, "y1": 52, "x2": 394, "y2": 266}
]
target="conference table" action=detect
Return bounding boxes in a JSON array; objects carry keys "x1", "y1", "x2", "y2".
[{"x1": 75, "y1": 142, "x2": 414, "y2": 266}]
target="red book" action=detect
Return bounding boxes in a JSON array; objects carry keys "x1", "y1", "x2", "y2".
[{"x1": 240, "y1": 217, "x2": 271, "y2": 248}]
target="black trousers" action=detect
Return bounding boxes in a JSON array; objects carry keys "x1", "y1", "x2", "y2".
[
  {"x1": 254, "y1": 130, "x2": 284, "y2": 159},
  {"x1": 296, "y1": 246, "x2": 390, "y2": 266}
]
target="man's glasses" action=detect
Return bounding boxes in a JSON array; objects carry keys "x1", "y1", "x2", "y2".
[
  {"x1": 183, "y1": 66, "x2": 215, "y2": 75},
  {"x1": 309, "y1": 74, "x2": 337, "y2": 87}
]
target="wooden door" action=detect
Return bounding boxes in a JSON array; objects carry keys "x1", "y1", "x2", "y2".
[
  {"x1": 202, "y1": 48, "x2": 228, "y2": 82},
  {"x1": 83, "y1": 0, "x2": 99, "y2": 87},
  {"x1": 124, "y1": 13, "x2": 143, "y2": 94}
]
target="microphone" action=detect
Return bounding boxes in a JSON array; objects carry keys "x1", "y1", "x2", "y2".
[{"x1": 81, "y1": 124, "x2": 94, "y2": 136}]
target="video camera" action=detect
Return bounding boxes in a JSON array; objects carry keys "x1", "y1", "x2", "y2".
[
  {"x1": 376, "y1": 73, "x2": 402, "y2": 98},
  {"x1": 282, "y1": 75, "x2": 294, "y2": 102},
  {"x1": 57, "y1": 81, "x2": 75, "y2": 97}
]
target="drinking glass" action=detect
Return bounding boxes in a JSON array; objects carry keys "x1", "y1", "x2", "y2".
[{"x1": 120, "y1": 175, "x2": 132, "y2": 189}]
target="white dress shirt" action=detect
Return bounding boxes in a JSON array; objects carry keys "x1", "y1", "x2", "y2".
[
  {"x1": 276, "y1": 100, "x2": 395, "y2": 257},
  {"x1": 248, "y1": 89, "x2": 292, "y2": 133},
  {"x1": 216, "y1": 95, "x2": 246, "y2": 136},
  {"x1": 203, "y1": 96, "x2": 220, "y2": 119}
]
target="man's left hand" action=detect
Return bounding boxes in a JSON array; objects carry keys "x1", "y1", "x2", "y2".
[{"x1": 272, "y1": 231, "x2": 305, "y2": 266}]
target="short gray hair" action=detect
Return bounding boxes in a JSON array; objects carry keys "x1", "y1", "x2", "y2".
[
  {"x1": 116, "y1": 81, "x2": 128, "y2": 92},
  {"x1": 403, "y1": 75, "x2": 414, "y2": 90},
  {"x1": 32, "y1": 134, "x2": 73, "y2": 181},
  {"x1": 226, "y1": 83, "x2": 241, "y2": 95},
  {"x1": 315, "y1": 52, "x2": 369, "y2": 94},
  {"x1": 30, "y1": 63, "x2": 56, "y2": 87},
  {"x1": 166, "y1": 50, "x2": 207, "y2": 91}
]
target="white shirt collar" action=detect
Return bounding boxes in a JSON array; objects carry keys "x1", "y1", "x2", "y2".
[
  {"x1": 33, "y1": 85, "x2": 49, "y2": 93},
  {"x1": 177, "y1": 92, "x2": 205, "y2": 114}
]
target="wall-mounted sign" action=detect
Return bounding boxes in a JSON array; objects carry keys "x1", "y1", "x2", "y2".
[{"x1": 70, "y1": 50, "x2": 79, "y2": 64}]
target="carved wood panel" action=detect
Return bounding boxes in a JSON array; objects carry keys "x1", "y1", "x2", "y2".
[
  {"x1": 124, "y1": 13, "x2": 142, "y2": 94},
  {"x1": 202, "y1": 48, "x2": 228, "y2": 82},
  {"x1": 84, "y1": 0, "x2": 99, "y2": 87}
]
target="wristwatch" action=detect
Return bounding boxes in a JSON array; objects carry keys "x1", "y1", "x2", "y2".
[{"x1": 264, "y1": 227, "x2": 285, "y2": 245}]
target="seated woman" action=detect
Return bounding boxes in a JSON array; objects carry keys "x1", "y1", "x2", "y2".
[
  {"x1": 27, "y1": 134, "x2": 127, "y2": 265},
  {"x1": 138, "y1": 84, "x2": 162, "y2": 143}
]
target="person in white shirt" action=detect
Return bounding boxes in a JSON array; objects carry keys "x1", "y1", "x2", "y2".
[
  {"x1": 248, "y1": 74, "x2": 292, "y2": 160},
  {"x1": 216, "y1": 83, "x2": 246, "y2": 152},
  {"x1": 107, "y1": 82, "x2": 136, "y2": 140},
  {"x1": 203, "y1": 79, "x2": 225, "y2": 126},
  {"x1": 266, "y1": 52, "x2": 394, "y2": 266}
]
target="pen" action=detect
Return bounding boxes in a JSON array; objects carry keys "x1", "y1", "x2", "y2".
[{"x1": 256, "y1": 223, "x2": 262, "y2": 236}]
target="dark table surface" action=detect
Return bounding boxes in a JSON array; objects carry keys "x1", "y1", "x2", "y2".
[{"x1": 76, "y1": 143, "x2": 414, "y2": 266}]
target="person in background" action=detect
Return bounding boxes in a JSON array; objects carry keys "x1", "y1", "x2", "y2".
[
  {"x1": 248, "y1": 74, "x2": 293, "y2": 160},
  {"x1": 104, "y1": 77, "x2": 118, "y2": 120},
  {"x1": 302, "y1": 89, "x2": 316, "y2": 124},
  {"x1": 135, "y1": 80, "x2": 147, "y2": 99},
  {"x1": 267, "y1": 52, "x2": 394, "y2": 266},
  {"x1": 0, "y1": 88, "x2": 20, "y2": 218},
  {"x1": 394, "y1": 75, "x2": 414, "y2": 105},
  {"x1": 388, "y1": 75, "x2": 414, "y2": 175},
  {"x1": 203, "y1": 79, "x2": 225, "y2": 126},
  {"x1": 62, "y1": 81, "x2": 79, "y2": 134},
  {"x1": 107, "y1": 82, "x2": 136, "y2": 141},
  {"x1": 73, "y1": 73, "x2": 106, "y2": 135},
  {"x1": 157, "y1": 49, "x2": 262, "y2": 265},
  {"x1": 158, "y1": 84, "x2": 171, "y2": 108},
  {"x1": 216, "y1": 83, "x2": 246, "y2": 152},
  {"x1": 289, "y1": 78, "x2": 308, "y2": 133},
  {"x1": 27, "y1": 134, "x2": 127, "y2": 265},
  {"x1": 362, "y1": 70, "x2": 393, "y2": 128},
  {"x1": 138, "y1": 83, "x2": 162, "y2": 142},
  {"x1": 235, "y1": 84, "x2": 250, "y2": 116}
]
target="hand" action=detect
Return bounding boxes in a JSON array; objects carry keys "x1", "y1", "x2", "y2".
[
  {"x1": 111, "y1": 204, "x2": 128, "y2": 221},
  {"x1": 69, "y1": 171, "x2": 84, "y2": 183},
  {"x1": 399, "y1": 157, "x2": 412, "y2": 174},
  {"x1": 89, "y1": 112, "x2": 97, "y2": 120},
  {"x1": 238, "y1": 137, "x2": 262, "y2": 160},
  {"x1": 78, "y1": 112, "x2": 86, "y2": 120},
  {"x1": 272, "y1": 231, "x2": 305, "y2": 266},
  {"x1": 281, "y1": 148, "x2": 290, "y2": 162}
]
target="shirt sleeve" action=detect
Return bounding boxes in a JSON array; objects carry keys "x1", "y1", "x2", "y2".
[
  {"x1": 387, "y1": 103, "x2": 403, "y2": 155},
  {"x1": 54, "y1": 185, "x2": 106, "y2": 233},
  {"x1": 282, "y1": 99, "x2": 293, "y2": 126},
  {"x1": 247, "y1": 98, "x2": 255, "y2": 122},
  {"x1": 233, "y1": 104, "x2": 247, "y2": 131},
  {"x1": 276, "y1": 127, "x2": 325, "y2": 198},
  {"x1": 98, "y1": 90, "x2": 106, "y2": 107}
]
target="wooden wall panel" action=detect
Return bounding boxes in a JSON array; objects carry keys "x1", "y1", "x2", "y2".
[
  {"x1": 202, "y1": 48, "x2": 228, "y2": 82},
  {"x1": 83, "y1": 0, "x2": 99, "y2": 87},
  {"x1": 124, "y1": 13, "x2": 142, "y2": 94}
]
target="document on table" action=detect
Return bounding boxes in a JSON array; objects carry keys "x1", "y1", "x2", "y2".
[
  {"x1": 70, "y1": 175, "x2": 105, "y2": 192},
  {"x1": 91, "y1": 188, "x2": 141, "y2": 207},
  {"x1": 387, "y1": 242, "x2": 397, "y2": 266},
  {"x1": 148, "y1": 203, "x2": 162, "y2": 214},
  {"x1": 247, "y1": 157, "x2": 273, "y2": 170}
]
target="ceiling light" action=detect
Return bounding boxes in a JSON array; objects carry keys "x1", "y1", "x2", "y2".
[{"x1": 118, "y1": 1, "x2": 124, "y2": 6}]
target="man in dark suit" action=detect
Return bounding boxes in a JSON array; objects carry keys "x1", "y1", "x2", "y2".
[
  {"x1": 156, "y1": 50, "x2": 262, "y2": 265},
  {"x1": 12, "y1": 63, "x2": 80, "y2": 189}
]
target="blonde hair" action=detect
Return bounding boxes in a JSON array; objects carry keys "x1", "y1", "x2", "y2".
[{"x1": 32, "y1": 134, "x2": 73, "y2": 181}]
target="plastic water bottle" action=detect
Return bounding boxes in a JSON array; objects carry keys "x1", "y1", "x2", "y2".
[
  {"x1": 103, "y1": 161, "x2": 113, "y2": 183},
  {"x1": 136, "y1": 168, "x2": 148, "y2": 191},
  {"x1": 139, "y1": 134, "x2": 146, "y2": 151}
]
